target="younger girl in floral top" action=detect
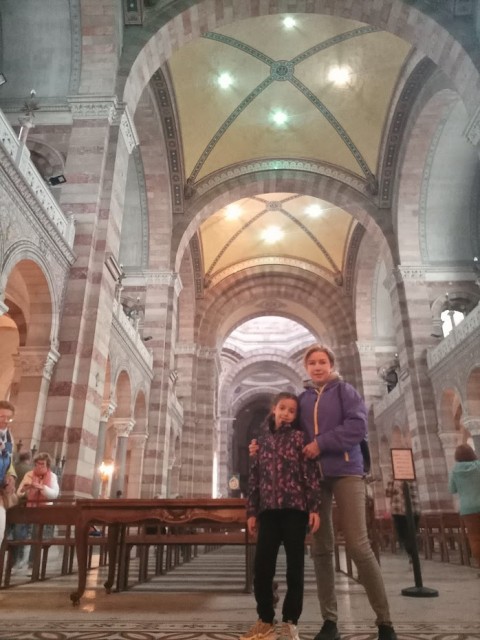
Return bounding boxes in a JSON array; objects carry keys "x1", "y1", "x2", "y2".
[{"x1": 241, "y1": 392, "x2": 321, "y2": 640}]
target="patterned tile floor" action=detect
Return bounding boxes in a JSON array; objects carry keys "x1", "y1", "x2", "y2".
[{"x1": 0, "y1": 546, "x2": 479, "y2": 639}]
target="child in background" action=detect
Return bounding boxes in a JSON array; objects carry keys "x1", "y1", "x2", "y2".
[{"x1": 240, "y1": 392, "x2": 321, "y2": 640}]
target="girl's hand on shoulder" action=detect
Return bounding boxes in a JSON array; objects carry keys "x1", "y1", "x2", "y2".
[
  {"x1": 309, "y1": 512, "x2": 320, "y2": 533},
  {"x1": 303, "y1": 440, "x2": 320, "y2": 459},
  {"x1": 248, "y1": 439, "x2": 259, "y2": 457},
  {"x1": 247, "y1": 516, "x2": 257, "y2": 536}
]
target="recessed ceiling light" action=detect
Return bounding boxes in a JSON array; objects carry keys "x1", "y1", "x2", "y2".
[
  {"x1": 305, "y1": 204, "x2": 322, "y2": 218},
  {"x1": 261, "y1": 226, "x2": 284, "y2": 244},
  {"x1": 272, "y1": 110, "x2": 288, "y2": 126},
  {"x1": 218, "y1": 72, "x2": 233, "y2": 89},
  {"x1": 283, "y1": 17, "x2": 296, "y2": 29},
  {"x1": 328, "y1": 65, "x2": 352, "y2": 87},
  {"x1": 225, "y1": 203, "x2": 241, "y2": 220}
]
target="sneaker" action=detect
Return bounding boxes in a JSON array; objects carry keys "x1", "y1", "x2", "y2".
[
  {"x1": 240, "y1": 620, "x2": 277, "y2": 640},
  {"x1": 377, "y1": 624, "x2": 397, "y2": 640},
  {"x1": 313, "y1": 620, "x2": 341, "y2": 640},
  {"x1": 279, "y1": 622, "x2": 300, "y2": 640}
]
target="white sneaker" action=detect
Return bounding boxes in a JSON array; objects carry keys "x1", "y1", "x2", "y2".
[
  {"x1": 279, "y1": 622, "x2": 300, "y2": 640},
  {"x1": 240, "y1": 620, "x2": 278, "y2": 640}
]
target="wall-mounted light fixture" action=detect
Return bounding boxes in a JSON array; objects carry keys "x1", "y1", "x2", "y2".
[
  {"x1": 0, "y1": 73, "x2": 7, "y2": 86},
  {"x1": 48, "y1": 174, "x2": 67, "y2": 186}
]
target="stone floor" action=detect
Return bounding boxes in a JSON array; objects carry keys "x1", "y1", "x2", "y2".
[{"x1": 0, "y1": 546, "x2": 479, "y2": 639}]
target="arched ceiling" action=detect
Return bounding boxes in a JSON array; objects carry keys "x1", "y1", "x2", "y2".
[
  {"x1": 165, "y1": 12, "x2": 412, "y2": 289},
  {"x1": 169, "y1": 14, "x2": 411, "y2": 185}
]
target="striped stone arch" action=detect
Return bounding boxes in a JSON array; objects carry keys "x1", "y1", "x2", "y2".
[
  {"x1": 231, "y1": 385, "x2": 282, "y2": 416},
  {"x1": 194, "y1": 268, "x2": 356, "y2": 349},
  {"x1": 175, "y1": 168, "x2": 392, "y2": 275},
  {"x1": 219, "y1": 353, "x2": 304, "y2": 408},
  {"x1": 437, "y1": 385, "x2": 464, "y2": 437},
  {"x1": 1, "y1": 244, "x2": 59, "y2": 347},
  {"x1": 113, "y1": 369, "x2": 133, "y2": 419}
]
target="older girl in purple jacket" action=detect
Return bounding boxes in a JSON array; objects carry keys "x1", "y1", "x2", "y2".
[
  {"x1": 301, "y1": 344, "x2": 396, "y2": 640},
  {"x1": 241, "y1": 392, "x2": 321, "y2": 640}
]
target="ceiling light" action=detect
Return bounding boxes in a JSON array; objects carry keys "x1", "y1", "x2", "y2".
[
  {"x1": 225, "y1": 203, "x2": 241, "y2": 220},
  {"x1": 218, "y1": 72, "x2": 233, "y2": 89},
  {"x1": 328, "y1": 65, "x2": 352, "y2": 87},
  {"x1": 271, "y1": 110, "x2": 288, "y2": 126},
  {"x1": 305, "y1": 204, "x2": 322, "y2": 218},
  {"x1": 283, "y1": 17, "x2": 296, "y2": 29},
  {"x1": 261, "y1": 226, "x2": 284, "y2": 244}
]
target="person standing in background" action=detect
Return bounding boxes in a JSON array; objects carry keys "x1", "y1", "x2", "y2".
[
  {"x1": 0, "y1": 400, "x2": 18, "y2": 545},
  {"x1": 386, "y1": 479, "x2": 420, "y2": 563},
  {"x1": 449, "y1": 444, "x2": 480, "y2": 573},
  {"x1": 11, "y1": 451, "x2": 33, "y2": 570}
]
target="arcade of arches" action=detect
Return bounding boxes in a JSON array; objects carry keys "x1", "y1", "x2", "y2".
[{"x1": 1, "y1": 0, "x2": 480, "y2": 516}]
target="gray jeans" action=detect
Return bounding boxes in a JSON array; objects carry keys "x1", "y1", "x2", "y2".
[{"x1": 311, "y1": 475, "x2": 392, "y2": 626}]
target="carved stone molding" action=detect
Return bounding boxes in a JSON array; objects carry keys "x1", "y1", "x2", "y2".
[
  {"x1": 18, "y1": 346, "x2": 59, "y2": 379},
  {"x1": 194, "y1": 158, "x2": 368, "y2": 198},
  {"x1": 101, "y1": 400, "x2": 117, "y2": 421},
  {"x1": 462, "y1": 416, "x2": 480, "y2": 436},
  {"x1": 112, "y1": 418, "x2": 135, "y2": 438},
  {"x1": 175, "y1": 343, "x2": 198, "y2": 356},
  {"x1": 129, "y1": 433, "x2": 148, "y2": 450},
  {"x1": 144, "y1": 270, "x2": 183, "y2": 292},
  {"x1": 464, "y1": 104, "x2": 480, "y2": 147},
  {"x1": 120, "y1": 106, "x2": 139, "y2": 154},
  {"x1": 67, "y1": 95, "x2": 119, "y2": 121}
]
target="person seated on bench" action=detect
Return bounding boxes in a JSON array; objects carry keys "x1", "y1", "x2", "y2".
[{"x1": 16, "y1": 452, "x2": 60, "y2": 569}]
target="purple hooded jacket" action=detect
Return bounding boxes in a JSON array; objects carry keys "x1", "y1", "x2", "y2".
[{"x1": 298, "y1": 376, "x2": 367, "y2": 478}]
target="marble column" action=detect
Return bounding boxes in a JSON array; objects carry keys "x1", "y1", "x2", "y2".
[
  {"x1": 14, "y1": 346, "x2": 59, "y2": 450},
  {"x1": 385, "y1": 266, "x2": 450, "y2": 510},
  {"x1": 111, "y1": 418, "x2": 135, "y2": 497},
  {"x1": 126, "y1": 433, "x2": 148, "y2": 498},
  {"x1": 91, "y1": 402, "x2": 117, "y2": 498}
]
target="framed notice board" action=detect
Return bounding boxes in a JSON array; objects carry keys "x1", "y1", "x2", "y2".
[{"x1": 391, "y1": 447, "x2": 416, "y2": 481}]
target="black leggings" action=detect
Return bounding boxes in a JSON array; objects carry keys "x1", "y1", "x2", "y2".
[{"x1": 254, "y1": 509, "x2": 308, "y2": 625}]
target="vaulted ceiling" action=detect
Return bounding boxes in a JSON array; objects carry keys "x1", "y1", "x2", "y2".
[{"x1": 166, "y1": 12, "x2": 412, "y2": 286}]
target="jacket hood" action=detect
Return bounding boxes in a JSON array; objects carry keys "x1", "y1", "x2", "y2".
[{"x1": 453, "y1": 460, "x2": 479, "y2": 473}]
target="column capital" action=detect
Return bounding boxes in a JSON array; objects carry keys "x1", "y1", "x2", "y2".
[
  {"x1": 144, "y1": 270, "x2": 183, "y2": 295},
  {"x1": 18, "y1": 346, "x2": 59, "y2": 380},
  {"x1": 101, "y1": 400, "x2": 117, "y2": 421},
  {"x1": 129, "y1": 432, "x2": 148, "y2": 450},
  {"x1": 111, "y1": 418, "x2": 135, "y2": 438},
  {"x1": 463, "y1": 416, "x2": 480, "y2": 437}
]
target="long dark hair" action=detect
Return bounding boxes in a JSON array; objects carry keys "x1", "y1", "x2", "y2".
[{"x1": 268, "y1": 391, "x2": 300, "y2": 430}]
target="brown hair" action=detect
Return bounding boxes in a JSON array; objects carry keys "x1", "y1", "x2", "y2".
[
  {"x1": 34, "y1": 452, "x2": 52, "y2": 468},
  {"x1": 303, "y1": 343, "x2": 336, "y2": 367},
  {"x1": 0, "y1": 400, "x2": 15, "y2": 414},
  {"x1": 454, "y1": 444, "x2": 478, "y2": 462}
]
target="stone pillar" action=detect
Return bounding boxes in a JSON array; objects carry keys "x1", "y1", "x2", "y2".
[
  {"x1": 385, "y1": 267, "x2": 450, "y2": 510},
  {"x1": 126, "y1": 433, "x2": 148, "y2": 498},
  {"x1": 110, "y1": 418, "x2": 134, "y2": 497},
  {"x1": 15, "y1": 346, "x2": 59, "y2": 450},
  {"x1": 142, "y1": 271, "x2": 182, "y2": 496},
  {"x1": 91, "y1": 402, "x2": 116, "y2": 499},
  {"x1": 43, "y1": 96, "x2": 134, "y2": 498},
  {"x1": 438, "y1": 431, "x2": 459, "y2": 470}
]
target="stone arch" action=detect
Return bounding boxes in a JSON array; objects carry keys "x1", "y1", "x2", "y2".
[
  {"x1": 1, "y1": 249, "x2": 58, "y2": 346},
  {"x1": 27, "y1": 138, "x2": 65, "y2": 181},
  {"x1": 114, "y1": 370, "x2": 133, "y2": 419},
  {"x1": 466, "y1": 366, "x2": 480, "y2": 418},
  {"x1": 174, "y1": 170, "x2": 392, "y2": 276}
]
